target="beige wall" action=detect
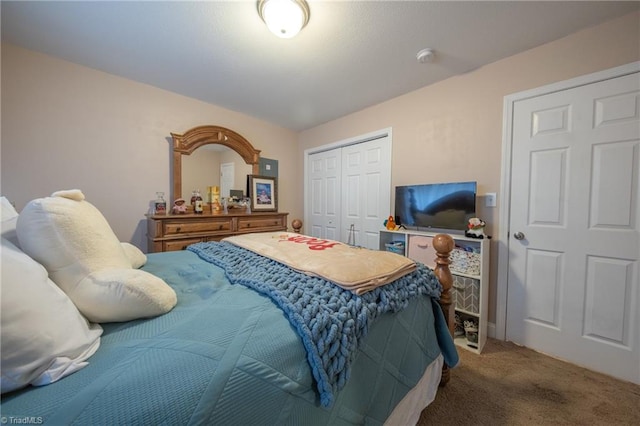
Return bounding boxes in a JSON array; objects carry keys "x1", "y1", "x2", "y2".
[
  {"x1": 298, "y1": 11, "x2": 640, "y2": 325},
  {"x1": 1, "y1": 43, "x2": 300, "y2": 251}
]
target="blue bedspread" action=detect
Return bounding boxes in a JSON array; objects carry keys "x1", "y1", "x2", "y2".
[
  {"x1": 188, "y1": 241, "x2": 444, "y2": 407},
  {"x1": 1, "y1": 249, "x2": 457, "y2": 425}
]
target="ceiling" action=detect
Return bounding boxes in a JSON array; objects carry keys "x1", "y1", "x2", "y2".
[{"x1": 2, "y1": 1, "x2": 638, "y2": 131}]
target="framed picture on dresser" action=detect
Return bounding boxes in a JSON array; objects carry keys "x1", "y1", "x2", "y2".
[{"x1": 248, "y1": 175, "x2": 277, "y2": 212}]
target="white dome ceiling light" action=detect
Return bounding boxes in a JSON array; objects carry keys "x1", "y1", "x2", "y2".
[
  {"x1": 258, "y1": 0, "x2": 310, "y2": 39},
  {"x1": 416, "y1": 48, "x2": 435, "y2": 63}
]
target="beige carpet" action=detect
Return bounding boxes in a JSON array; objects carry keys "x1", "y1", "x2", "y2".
[{"x1": 418, "y1": 339, "x2": 640, "y2": 425}]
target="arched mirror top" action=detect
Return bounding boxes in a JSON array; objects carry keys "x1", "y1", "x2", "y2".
[
  {"x1": 171, "y1": 125, "x2": 261, "y2": 162},
  {"x1": 171, "y1": 125, "x2": 261, "y2": 200}
]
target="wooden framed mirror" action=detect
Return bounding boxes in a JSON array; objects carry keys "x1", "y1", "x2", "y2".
[{"x1": 171, "y1": 125, "x2": 261, "y2": 200}]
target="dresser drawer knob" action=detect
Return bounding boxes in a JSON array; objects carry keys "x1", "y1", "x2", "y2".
[{"x1": 176, "y1": 227, "x2": 181, "y2": 232}]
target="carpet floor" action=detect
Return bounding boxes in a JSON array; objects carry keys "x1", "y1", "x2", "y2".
[{"x1": 418, "y1": 339, "x2": 640, "y2": 425}]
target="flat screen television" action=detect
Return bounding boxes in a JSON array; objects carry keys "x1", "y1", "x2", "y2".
[{"x1": 395, "y1": 181, "x2": 477, "y2": 232}]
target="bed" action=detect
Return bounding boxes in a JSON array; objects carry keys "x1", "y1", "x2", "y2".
[{"x1": 1, "y1": 194, "x2": 458, "y2": 425}]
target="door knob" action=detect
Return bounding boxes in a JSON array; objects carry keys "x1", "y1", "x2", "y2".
[{"x1": 513, "y1": 232, "x2": 525, "y2": 240}]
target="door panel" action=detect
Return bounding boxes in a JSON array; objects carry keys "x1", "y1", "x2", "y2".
[
  {"x1": 529, "y1": 149, "x2": 567, "y2": 225},
  {"x1": 341, "y1": 137, "x2": 391, "y2": 249},
  {"x1": 308, "y1": 149, "x2": 341, "y2": 240},
  {"x1": 590, "y1": 141, "x2": 636, "y2": 229},
  {"x1": 584, "y1": 256, "x2": 633, "y2": 344},
  {"x1": 524, "y1": 249, "x2": 563, "y2": 328}
]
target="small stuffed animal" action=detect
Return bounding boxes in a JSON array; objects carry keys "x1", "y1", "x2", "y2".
[
  {"x1": 385, "y1": 215, "x2": 396, "y2": 230},
  {"x1": 465, "y1": 217, "x2": 486, "y2": 239},
  {"x1": 172, "y1": 198, "x2": 187, "y2": 214}
]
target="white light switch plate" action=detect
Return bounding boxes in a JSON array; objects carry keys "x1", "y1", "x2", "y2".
[{"x1": 485, "y1": 193, "x2": 497, "y2": 207}]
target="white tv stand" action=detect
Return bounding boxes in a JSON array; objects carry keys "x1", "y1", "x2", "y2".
[{"x1": 379, "y1": 228, "x2": 489, "y2": 353}]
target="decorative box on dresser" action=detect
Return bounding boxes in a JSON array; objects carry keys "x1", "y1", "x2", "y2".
[
  {"x1": 147, "y1": 211, "x2": 289, "y2": 253},
  {"x1": 379, "y1": 229, "x2": 490, "y2": 353}
]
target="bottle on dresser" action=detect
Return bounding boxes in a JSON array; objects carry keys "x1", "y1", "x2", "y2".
[
  {"x1": 190, "y1": 190, "x2": 197, "y2": 211},
  {"x1": 154, "y1": 192, "x2": 167, "y2": 215},
  {"x1": 194, "y1": 189, "x2": 204, "y2": 214}
]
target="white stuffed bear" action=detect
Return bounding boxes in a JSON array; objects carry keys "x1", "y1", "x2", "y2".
[
  {"x1": 465, "y1": 217, "x2": 486, "y2": 239},
  {"x1": 17, "y1": 190, "x2": 177, "y2": 323}
]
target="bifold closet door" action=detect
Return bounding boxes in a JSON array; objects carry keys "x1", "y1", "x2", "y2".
[{"x1": 307, "y1": 135, "x2": 391, "y2": 249}]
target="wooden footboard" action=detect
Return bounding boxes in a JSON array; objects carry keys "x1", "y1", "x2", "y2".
[{"x1": 432, "y1": 234, "x2": 455, "y2": 386}]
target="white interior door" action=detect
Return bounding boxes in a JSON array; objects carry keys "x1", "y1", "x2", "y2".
[
  {"x1": 308, "y1": 149, "x2": 341, "y2": 240},
  {"x1": 220, "y1": 162, "x2": 234, "y2": 198},
  {"x1": 341, "y1": 136, "x2": 391, "y2": 249},
  {"x1": 506, "y1": 71, "x2": 640, "y2": 384}
]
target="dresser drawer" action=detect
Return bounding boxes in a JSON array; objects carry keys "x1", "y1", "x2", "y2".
[
  {"x1": 163, "y1": 237, "x2": 204, "y2": 252},
  {"x1": 164, "y1": 218, "x2": 232, "y2": 236},
  {"x1": 237, "y1": 216, "x2": 286, "y2": 232}
]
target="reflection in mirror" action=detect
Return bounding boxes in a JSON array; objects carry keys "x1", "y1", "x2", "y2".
[
  {"x1": 181, "y1": 146, "x2": 253, "y2": 200},
  {"x1": 171, "y1": 125, "x2": 261, "y2": 202}
]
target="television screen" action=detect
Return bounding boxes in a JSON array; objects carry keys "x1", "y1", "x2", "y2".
[{"x1": 395, "y1": 181, "x2": 477, "y2": 232}]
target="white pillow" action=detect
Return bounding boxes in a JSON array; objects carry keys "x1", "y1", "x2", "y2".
[
  {"x1": 1, "y1": 238, "x2": 103, "y2": 394},
  {"x1": 0, "y1": 196, "x2": 18, "y2": 220},
  {"x1": 0, "y1": 196, "x2": 19, "y2": 247},
  {"x1": 16, "y1": 190, "x2": 177, "y2": 323}
]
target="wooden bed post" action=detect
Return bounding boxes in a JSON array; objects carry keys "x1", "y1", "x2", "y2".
[{"x1": 432, "y1": 233, "x2": 455, "y2": 386}]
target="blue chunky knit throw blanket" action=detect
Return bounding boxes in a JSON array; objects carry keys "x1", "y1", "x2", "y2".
[{"x1": 188, "y1": 241, "x2": 443, "y2": 407}]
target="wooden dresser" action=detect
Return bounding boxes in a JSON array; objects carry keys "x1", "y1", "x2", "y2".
[{"x1": 147, "y1": 211, "x2": 289, "y2": 252}]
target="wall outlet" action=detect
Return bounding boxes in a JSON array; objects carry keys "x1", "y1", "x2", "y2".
[{"x1": 485, "y1": 192, "x2": 497, "y2": 207}]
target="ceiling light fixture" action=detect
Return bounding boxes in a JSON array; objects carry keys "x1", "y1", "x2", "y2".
[{"x1": 258, "y1": 0, "x2": 310, "y2": 39}]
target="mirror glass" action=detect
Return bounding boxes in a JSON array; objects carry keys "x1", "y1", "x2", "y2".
[{"x1": 181, "y1": 145, "x2": 253, "y2": 199}]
